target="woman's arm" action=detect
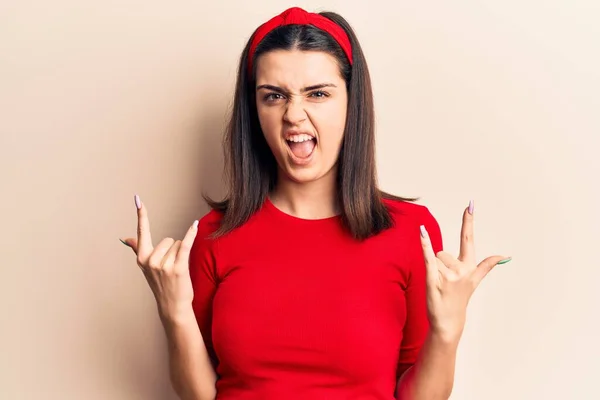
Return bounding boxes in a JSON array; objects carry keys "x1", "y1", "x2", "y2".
[
  {"x1": 395, "y1": 331, "x2": 458, "y2": 400},
  {"x1": 162, "y1": 310, "x2": 217, "y2": 400},
  {"x1": 396, "y1": 202, "x2": 510, "y2": 399},
  {"x1": 121, "y1": 196, "x2": 219, "y2": 400}
]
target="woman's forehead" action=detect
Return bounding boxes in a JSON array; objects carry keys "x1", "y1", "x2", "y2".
[{"x1": 255, "y1": 49, "x2": 343, "y2": 87}]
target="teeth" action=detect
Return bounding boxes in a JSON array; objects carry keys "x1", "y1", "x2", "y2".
[{"x1": 287, "y1": 134, "x2": 314, "y2": 143}]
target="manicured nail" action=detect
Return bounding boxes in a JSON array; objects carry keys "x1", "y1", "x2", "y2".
[
  {"x1": 193, "y1": 220, "x2": 199, "y2": 229},
  {"x1": 119, "y1": 238, "x2": 129, "y2": 247},
  {"x1": 134, "y1": 194, "x2": 141, "y2": 210},
  {"x1": 497, "y1": 257, "x2": 512, "y2": 265},
  {"x1": 468, "y1": 200, "x2": 474, "y2": 215},
  {"x1": 420, "y1": 225, "x2": 428, "y2": 238}
]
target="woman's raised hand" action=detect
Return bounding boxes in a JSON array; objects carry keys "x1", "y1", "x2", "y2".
[
  {"x1": 120, "y1": 195, "x2": 199, "y2": 322},
  {"x1": 420, "y1": 201, "x2": 512, "y2": 342}
]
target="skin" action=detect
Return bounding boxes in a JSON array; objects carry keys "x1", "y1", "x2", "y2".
[
  {"x1": 119, "y1": 50, "x2": 512, "y2": 400},
  {"x1": 121, "y1": 195, "x2": 216, "y2": 400},
  {"x1": 396, "y1": 203, "x2": 511, "y2": 399},
  {"x1": 255, "y1": 49, "x2": 348, "y2": 219}
]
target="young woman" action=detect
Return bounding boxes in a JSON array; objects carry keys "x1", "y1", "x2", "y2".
[{"x1": 120, "y1": 7, "x2": 511, "y2": 400}]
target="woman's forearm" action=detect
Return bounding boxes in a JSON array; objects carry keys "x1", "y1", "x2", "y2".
[
  {"x1": 395, "y1": 331, "x2": 459, "y2": 400},
  {"x1": 162, "y1": 309, "x2": 217, "y2": 400}
]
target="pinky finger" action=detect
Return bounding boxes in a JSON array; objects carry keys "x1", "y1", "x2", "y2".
[
  {"x1": 420, "y1": 225, "x2": 442, "y2": 284},
  {"x1": 174, "y1": 220, "x2": 200, "y2": 268}
]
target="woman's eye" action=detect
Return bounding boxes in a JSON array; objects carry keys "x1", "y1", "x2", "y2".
[
  {"x1": 310, "y1": 90, "x2": 329, "y2": 99},
  {"x1": 264, "y1": 93, "x2": 284, "y2": 102}
]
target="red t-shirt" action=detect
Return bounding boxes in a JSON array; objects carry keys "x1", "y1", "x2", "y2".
[{"x1": 189, "y1": 197, "x2": 443, "y2": 399}]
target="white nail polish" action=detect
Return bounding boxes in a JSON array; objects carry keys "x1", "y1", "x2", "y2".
[{"x1": 420, "y1": 225, "x2": 428, "y2": 238}]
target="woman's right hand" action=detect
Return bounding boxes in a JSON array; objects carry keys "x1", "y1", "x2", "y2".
[{"x1": 120, "y1": 194, "x2": 199, "y2": 323}]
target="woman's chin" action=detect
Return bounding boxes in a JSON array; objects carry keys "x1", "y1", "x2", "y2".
[
  {"x1": 281, "y1": 163, "x2": 337, "y2": 185},
  {"x1": 282, "y1": 168, "x2": 321, "y2": 184}
]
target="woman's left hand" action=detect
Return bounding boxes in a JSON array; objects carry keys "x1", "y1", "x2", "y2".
[{"x1": 420, "y1": 201, "x2": 511, "y2": 343}]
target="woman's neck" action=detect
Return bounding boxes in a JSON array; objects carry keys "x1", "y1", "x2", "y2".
[{"x1": 269, "y1": 169, "x2": 339, "y2": 220}]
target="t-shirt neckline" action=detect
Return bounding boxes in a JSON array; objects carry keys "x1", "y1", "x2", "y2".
[{"x1": 263, "y1": 196, "x2": 342, "y2": 225}]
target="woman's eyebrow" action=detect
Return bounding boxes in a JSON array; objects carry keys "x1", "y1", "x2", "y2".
[{"x1": 256, "y1": 83, "x2": 337, "y2": 93}]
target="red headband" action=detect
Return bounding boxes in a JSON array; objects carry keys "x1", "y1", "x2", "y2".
[{"x1": 247, "y1": 7, "x2": 353, "y2": 75}]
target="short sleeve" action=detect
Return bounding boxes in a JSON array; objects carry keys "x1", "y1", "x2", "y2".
[
  {"x1": 189, "y1": 212, "x2": 221, "y2": 367},
  {"x1": 396, "y1": 206, "x2": 443, "y2": 378}
]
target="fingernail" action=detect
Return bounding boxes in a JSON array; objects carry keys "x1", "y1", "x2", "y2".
[
  {"x1": 119, "y1": 238, "x2": 129, "y2": 247},
  {"x1": 134, "y1": 194, "x2": 141, "y2": 210},
  {"x1": 497, "y1": 257, "x2": 512, "y2": 265},
  {"x1": 468, "y1": 200, "x2": 474, "y2": 215},
  {"x1": 420, "y1": 225, "x2": 428, "y2": 238},
  {"x1": 193, "y1": 220, "x2": 199, "y2": 229}
]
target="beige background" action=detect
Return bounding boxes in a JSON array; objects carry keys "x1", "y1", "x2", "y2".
[{"x1": 1, "y1": 0, "x2": 599, "y2": 399}]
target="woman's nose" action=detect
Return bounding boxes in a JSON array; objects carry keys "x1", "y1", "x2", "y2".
[{"x1": 283, "y1": 97, "x2": 307, "y2": 124}]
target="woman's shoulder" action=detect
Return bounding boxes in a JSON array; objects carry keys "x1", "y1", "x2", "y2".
[
  {"x1": 381, "y1": 197, "x2": 443, "y2": 251},
  {"x1": 196, "y1": 208, "x2": 224, "y2": 238},
  {"x1": 382, "y1": 197, "x2": 438, "y2": 224}
]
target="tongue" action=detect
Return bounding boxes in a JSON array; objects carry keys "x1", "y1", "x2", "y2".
[{"x1": 288, "y1": 139, "x2": 315, "y2": 158}]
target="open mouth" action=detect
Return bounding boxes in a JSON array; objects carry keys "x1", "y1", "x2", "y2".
[{"x1": 286, "y1": 134, "x2": 317, "y2": 160}]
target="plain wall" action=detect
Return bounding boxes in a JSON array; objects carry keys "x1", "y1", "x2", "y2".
[{"x1": 1, "y1": 0, "x2": 598, "y2": 399}]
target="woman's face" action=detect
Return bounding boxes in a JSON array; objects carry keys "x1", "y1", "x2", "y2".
[{"x1": 255, "y1": 50, "x2": 348, "y2": 184}]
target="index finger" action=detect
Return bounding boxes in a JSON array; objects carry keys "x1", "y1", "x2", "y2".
[
  {"x1": 135, "y1": 194, "x2": 154, "y2": 261},
  {"x1": 458, "y1": 200, "x2": 475, "y2": 263}
]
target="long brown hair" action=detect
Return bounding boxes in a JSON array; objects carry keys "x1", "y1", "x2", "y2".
[{"x1": 204, "y1": 11, "x2": 417, "y2": 240}]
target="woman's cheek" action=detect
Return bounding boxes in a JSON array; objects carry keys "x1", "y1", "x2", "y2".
[
  {"x1": 258, "y1": 108, "x2": 282, "y2": 147},
  {"x1": 313, "y1": 109, "x2": 346, "y2": 149}
]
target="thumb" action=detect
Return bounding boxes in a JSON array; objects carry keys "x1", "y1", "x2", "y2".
[
  {"x1": 473, "y1": 255, "x2": 512, "y2": 285},
  {"x1": 119, "y1": 237, "x2": 139, "y2": 255}
]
